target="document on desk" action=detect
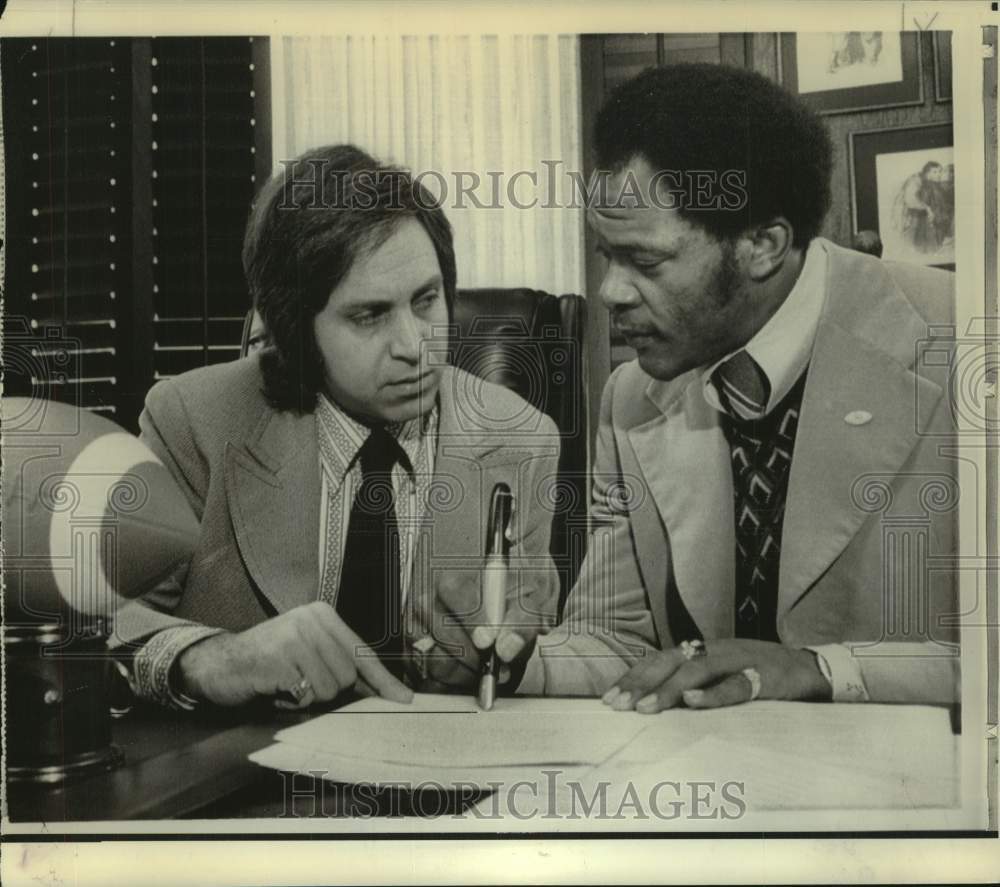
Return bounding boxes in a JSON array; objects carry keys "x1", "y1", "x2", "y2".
[
  {"x1": 483, "y1": 701, "x2": 958, "y2": 818},
  {"x1": 589, "y1": 701, "x2": 958, "y2": 810},
  {"x1": 251, "y1": 695, "x2": 958, "y2": 814},
  {"x1": 249, "y1": 694, "x2": 652, "y2": 786}
]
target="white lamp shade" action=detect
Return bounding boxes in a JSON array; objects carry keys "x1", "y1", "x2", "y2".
[{"x1": 3, "y1": 397, "x2": 200, "y2": 620}]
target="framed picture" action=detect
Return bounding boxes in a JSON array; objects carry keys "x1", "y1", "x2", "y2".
[
  {"x1": 779, "y1": 32, "x2": 924, "y2": 114},
  {"x1": 849, "y1": 123, "x2": 955, "y2": 268},
  {"x1": 933, "y1": 30, "x2": 952, "y2": 101}
]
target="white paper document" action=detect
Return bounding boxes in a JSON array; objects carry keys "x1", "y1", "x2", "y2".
[
  {"x1": 478, "y1": 701, "x2": 959, "y2": 821},
  {"x1": 249, "y1": 694, "x2": 650, "y2": 786},
  {"x1": 250, "y1": 694, "x2": 959, "y2": 816}
]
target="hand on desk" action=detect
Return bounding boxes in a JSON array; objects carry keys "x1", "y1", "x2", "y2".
[
  {"x1": 602, "y1": 639, "x2": 832, "y2": 713},
  {"x1": 177, "y1": 601, "x2": 413, "y2": 709},
  {"x1": 410, "y1": 568, "x2": 553, "y2": 692}
]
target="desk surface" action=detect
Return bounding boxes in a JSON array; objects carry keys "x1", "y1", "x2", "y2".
[
  {"x1": 5, "y1": 699, "x2": 964, "y2": 827},
  {"x1": 6, "y1": 707, "x2": 290, "y2": 821},
  {"x1": 5, "y1": 704, "x2": 483, "y2": 822}
]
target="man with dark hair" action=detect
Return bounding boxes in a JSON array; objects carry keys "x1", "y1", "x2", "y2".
[
  {"x1": 519, "y1": 64, "x2": 958, "y2": 708},
  {"x1": 113, "y1": 144, "x2": 560, "y2": 710}
]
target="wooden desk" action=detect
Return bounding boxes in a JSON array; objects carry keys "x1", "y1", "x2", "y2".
[
  {"x1": 5, "y1": 705, "x2": 483, "y2": 822},
  {"x1": 6, "y1": 706, "x2": 288, "y2": 821}
]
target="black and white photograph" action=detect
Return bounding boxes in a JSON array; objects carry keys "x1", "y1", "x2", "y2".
[
  {"x1": 0, "y1": 2, "x2": 996, "y2": 886},
  {"x1": 797, "y1": 31, "x2": 903, "y2": 93},
  {"x1": 879, "y1": 148, "x2": 955, "y2": 264},
  {"x1": 779, "y1": 30, "x2": 924, "y2": 114},
  {"x1": 850, "y1": 122, "x2": 956, "y2": 268}
]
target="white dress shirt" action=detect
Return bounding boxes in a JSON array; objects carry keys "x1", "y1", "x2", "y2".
[{"x1": 315, "y1": 393, "x2": 437, "y2": 612}]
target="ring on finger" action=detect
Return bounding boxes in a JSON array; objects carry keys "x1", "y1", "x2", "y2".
[
  {"x1": 287, "y1": 677, "x2": 313, "y2": 703},
  {"x1": 679, "y1": 639, "x2": 707, "y2": 661},
  {"x1": 741, "y1": 666, "x2": 762, "y2": 702},
  {"x1": 411, "y1": 635, "x2": 436, "y2": 681}
]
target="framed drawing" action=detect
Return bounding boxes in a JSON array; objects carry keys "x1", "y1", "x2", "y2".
[
  {"x1": 779, "y1": 32, "x2": 924, "y2": 114},
  {"x1": 849, "y1": 123, "x2": 955, "y2": 269},
  {"x1": 933, "y1": 30, "x2": 952, "y2": 101}
]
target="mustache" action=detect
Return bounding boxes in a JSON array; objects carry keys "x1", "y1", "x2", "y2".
[{"x1": 611, "y1": 313, "x2": 656, "y2": 337}]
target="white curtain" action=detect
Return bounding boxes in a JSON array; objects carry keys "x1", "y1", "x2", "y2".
[{"x1": 271, "y1": 35, "x2": 584, "y2": 295}]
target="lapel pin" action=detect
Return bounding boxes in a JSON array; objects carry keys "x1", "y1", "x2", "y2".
[{"x1": 844, "y1": 410, "x2": 873, "y2": 426}]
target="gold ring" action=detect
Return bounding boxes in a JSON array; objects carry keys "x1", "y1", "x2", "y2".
[
  {"x1": 679, "y1": 639, "x2": 707, "y2": 661},
  {"x1": 741, "y1": 667, "x2": 762, "y2": 701},
  {"x1": 287, "y1": 677, "x2": 312, "y2": 702}
]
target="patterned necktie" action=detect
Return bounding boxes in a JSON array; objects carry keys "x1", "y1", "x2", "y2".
[
  {"x1": 712, "y1": 349, "x2": 770, "y2": 419},
  {"x1": 336, "y1": 427, "x2": 404, "y2": 676},
  {"x1": 716, "y1": 358, "x2": 808, "y2": 642}
]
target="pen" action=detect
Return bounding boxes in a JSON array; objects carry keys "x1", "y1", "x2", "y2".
[{"x1": 478, "y1": 483, "x2": 512, "y2": 711}]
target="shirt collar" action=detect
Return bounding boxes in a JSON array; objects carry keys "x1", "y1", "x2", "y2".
[
  {"x1": 703, "y1": 237, "x2": 829, "y2": 417},
  {"x1": 315, "y1": 393, "x2": 436, "y2": 484}
]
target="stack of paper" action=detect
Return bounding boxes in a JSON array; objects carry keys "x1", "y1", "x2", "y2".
[
  {"x1": 483, "y1": 701, "x2": 959, "y2": 820},
  {"x1": 249, "y1": 693, "x2": 651, "y2": 787},
  {"x1": 250, "y1": 695, "x2": 959, "y2": 818}
]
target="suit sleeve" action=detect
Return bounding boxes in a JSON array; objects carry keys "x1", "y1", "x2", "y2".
[
  {"x1": 518, "y1": 367, "x2": 660, "y2": 695},
  {"x1": 509, "y1": 413, "x2": 561, "y2": 630},
  {"x1": 109, "y1": 379, "x2": 223, "y2": 707}
]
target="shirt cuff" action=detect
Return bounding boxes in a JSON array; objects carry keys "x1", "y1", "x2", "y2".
[
  {"x1": 803, "y1": 643, "x2": 870, "y2": 702},
  {"x1": 131, "y1": 625, "x2": 227, "y2": 710}
]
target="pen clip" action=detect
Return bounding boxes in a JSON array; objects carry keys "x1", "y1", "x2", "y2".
[{"x1": 486, "y1": 482, "x2": 513, "y2": 558}]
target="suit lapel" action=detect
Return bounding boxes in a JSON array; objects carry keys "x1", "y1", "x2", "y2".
[
  {"x1": 628, "y1": 375, "x2": 735, "y2": 641},
  {"x1": 225, "y1": 405, "x2": 320, "y2": 615},
  {"x1": 778, "y1": 244, "x2": 943, "y2": 618}
]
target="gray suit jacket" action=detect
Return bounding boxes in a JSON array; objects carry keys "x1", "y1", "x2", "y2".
[
  {"x1": 113, "y1": 360, "x2": 562, "y2": 664},
  {"x1": 522, "y1": 240, "x2": 960, "y2": 704}
]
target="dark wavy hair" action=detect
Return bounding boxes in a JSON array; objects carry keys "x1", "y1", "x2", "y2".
[
  {"x1": 594, "y1": 63, "x2": 833, "y2": 247},
  {"x1": 242, "y1": 144, "x2": 457, "y2": 412}
]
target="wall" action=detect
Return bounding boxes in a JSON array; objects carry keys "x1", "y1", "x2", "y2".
[{"x1": 751, "y1": 32, "x2": 953, "y2": 249}]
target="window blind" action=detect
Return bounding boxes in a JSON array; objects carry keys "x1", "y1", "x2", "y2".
[
  {"x1": 149, "y1": 37, "x2": 260, "y2": 382},
  {"x1": 1, "y1": 36, "x2": 270, "y2": 431},
  {"x1": 3, "y1": 38, "x2": 132, "y2": 420}
]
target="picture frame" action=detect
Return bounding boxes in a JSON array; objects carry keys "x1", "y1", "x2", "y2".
[
  {"x1": 933, "y1": 30, "x2": 952, "y2": 102},
  {"x1": 779, "y1": 32, "x2": 924, "y2": 115},
  {"x1": 849, "y1": 123, "x2": 955, "y2": 269}
]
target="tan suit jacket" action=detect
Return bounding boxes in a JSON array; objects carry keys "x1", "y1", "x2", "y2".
[
  {"x1": 113, "y1": 359, "x2": 561, "y2": 664},
  {"x1": 522, "y1": 240, "x2": 960, "y2": 704}
]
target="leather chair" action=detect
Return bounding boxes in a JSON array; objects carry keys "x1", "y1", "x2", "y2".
[{"x1": 240, "y1": 288, "x2": 589, "y2": 610}]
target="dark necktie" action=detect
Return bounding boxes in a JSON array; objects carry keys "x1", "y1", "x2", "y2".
[
  {"x1": 336, "y1": 427, "x2": 404, "y2": 676},
  {"x1": 712, "y1": 349, "x2": 770, "y2": 419}
]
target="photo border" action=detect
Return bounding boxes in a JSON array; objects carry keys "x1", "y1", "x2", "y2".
[{"x1": 0, "y1": 1, "x2": 996, "y2": 885}]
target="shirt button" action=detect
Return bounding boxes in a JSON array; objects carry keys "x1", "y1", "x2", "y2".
[{"x1": 844, "y1": 410, "x2": 873, "y2": 426}]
